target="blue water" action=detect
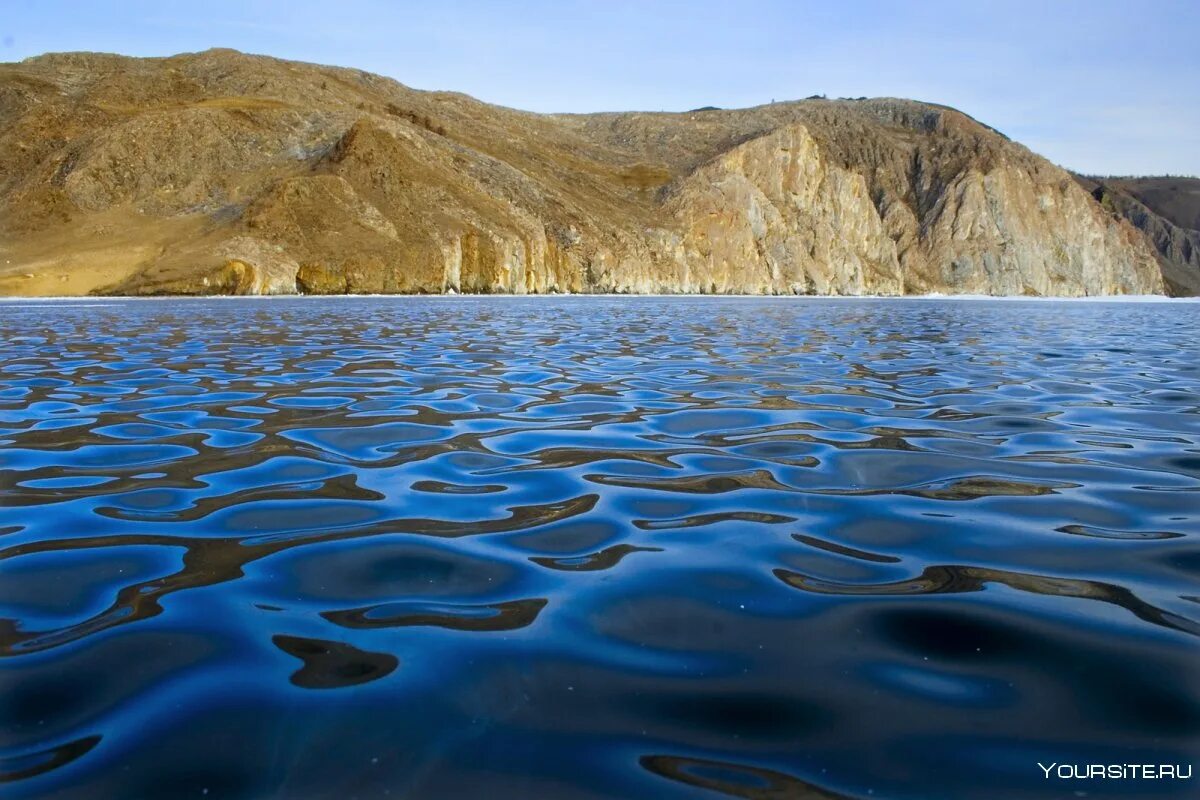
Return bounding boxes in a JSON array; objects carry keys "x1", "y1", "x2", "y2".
[{"x1": 1, "y1": 297, "x2": 1197, "y2": 799}]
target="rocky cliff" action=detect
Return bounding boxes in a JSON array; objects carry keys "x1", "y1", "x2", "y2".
[
  {"x1": 1073, "y1": 175, "x2": 1200, "y2": 297},
  {"x1": 0, "y1": 49, "x2": 1169, "y2": 296}
]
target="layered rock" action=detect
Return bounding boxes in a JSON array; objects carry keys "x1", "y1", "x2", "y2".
[{"x1": 0, "y1": 49, "x2": 1170, "y2": 296}]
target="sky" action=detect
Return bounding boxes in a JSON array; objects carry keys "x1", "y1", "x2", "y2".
[{"x1": 3, "y1": 0, "x2": 1197, "y2": 176}]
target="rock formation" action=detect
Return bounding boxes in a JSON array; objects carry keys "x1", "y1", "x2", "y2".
[
  {"x1": 0, "y1": 49, "x2": 1172, "y2": 296},
  {"x1": 1073, "y1": 175, "x2": 1200, "y2": 296}
]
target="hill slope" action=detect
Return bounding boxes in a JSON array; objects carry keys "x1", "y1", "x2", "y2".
[
  {"x1": 0, "y1": 49, "x2": 1167, "y2": 296},
  {"x1": 1074, "y1": 175, "x2": 1200, "y2": 296}
]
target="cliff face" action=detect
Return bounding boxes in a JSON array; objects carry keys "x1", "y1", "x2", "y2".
[
  {"x1": 0, "y1": 49, "x2": 1167, "y2": 296},
  {"x1": 1073, "y1": 176, "x2": 1200, "y2": 297}
]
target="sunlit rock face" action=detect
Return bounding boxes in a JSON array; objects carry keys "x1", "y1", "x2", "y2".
[
  {"x1": 666, "y1": 125, "x2": 904, "y2": 295},
  {"x1": 0, "y1": 49, "x2": 1164, "y2": 296}
]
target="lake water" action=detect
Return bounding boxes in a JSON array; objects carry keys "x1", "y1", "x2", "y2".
[{"x1": 1, "y1": 297, "x2": 1197, "y2": 799}]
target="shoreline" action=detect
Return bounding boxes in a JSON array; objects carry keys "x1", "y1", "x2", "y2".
[{"x1": 1, "y1": 293, "x2": 1195, "y2": 303}]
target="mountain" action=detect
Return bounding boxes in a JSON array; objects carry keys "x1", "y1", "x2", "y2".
[
  {"x1": 1073, "y1": 175, "x2": 1200, "y2": 296},
  {"x1": 0, "y1": 49, "x2": 1170, "y2": 297}
]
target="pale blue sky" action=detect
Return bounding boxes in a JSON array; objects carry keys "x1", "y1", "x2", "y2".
[{"x1": 3, "y1": 0, "x2": 1197, "y2": 176}]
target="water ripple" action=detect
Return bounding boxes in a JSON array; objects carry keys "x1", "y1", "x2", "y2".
[{"x1": 1, "y1": 297, "x2": 1198, "y2": 799}]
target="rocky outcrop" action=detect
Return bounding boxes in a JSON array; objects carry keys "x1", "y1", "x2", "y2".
[
  {"x1": 662, "y1": 123, "x2": 1161, "y2": 296},
  {"x1": 666, "y1": 125, "x2": 903, "y2": 295},
  {"x1": 0, "y1": 49, "x2": 1170, "y2": 296},
  {"x1": 1074, "y1": 176, "x2": 1200, "y2": 297}
]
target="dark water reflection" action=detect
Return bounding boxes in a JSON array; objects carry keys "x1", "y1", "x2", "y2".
[{"x1": 0, "y1": 296, "x2": 1197, "y2": 799}]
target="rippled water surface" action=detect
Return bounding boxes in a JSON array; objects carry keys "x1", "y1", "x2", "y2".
[{"x1": 1, "y1": 297, "x2": 1198, "y2": 799}]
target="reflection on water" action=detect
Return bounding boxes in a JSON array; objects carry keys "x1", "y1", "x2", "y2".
[
  {"x1": 0, "y1": 297, "x2": 1197, "y2": 799},
  {"x1": 271, "y1": 634, "x2": 399, "y2": 689}
]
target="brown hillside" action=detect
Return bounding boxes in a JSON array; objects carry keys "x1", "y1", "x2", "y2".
[{"x1": 0, "y1": 49, "x2": 1166, "y2": 296}]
